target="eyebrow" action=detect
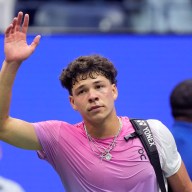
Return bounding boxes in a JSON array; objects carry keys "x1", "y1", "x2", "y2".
[{"x1": 75, "y1": 80, "x2": 104, "y2": 91}]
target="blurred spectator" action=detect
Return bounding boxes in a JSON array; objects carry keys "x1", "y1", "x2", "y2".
[
  {"x1": 0, "y1": 145, "x2": 25, "y2": 192},
  {"x1": 16, "y1": 0, "x2": 127, "y2": 30},
  {"x1": 0, "y1": 0, "x2": 17, "y2": 32},
  {"x1": 129, "y1": 0, "x2": 192, "y2": 33},
  {"x1": 15, "y1": 0, "x2": 192, "y2": 33},
  {"x1": 170, "y1": 79, "x2": 192, "y2": 179},
  {"x1": 33, "y1": 1, "x2": 126, "y2": 31}
]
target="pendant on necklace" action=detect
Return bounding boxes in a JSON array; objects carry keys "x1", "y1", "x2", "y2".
[{"x1": 104, "y1": 153, "x2": 112, "y2": 161}]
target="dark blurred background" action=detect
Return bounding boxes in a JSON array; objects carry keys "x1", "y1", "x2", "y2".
[{"x1": 1, "y1": 0, "x2": 192, "y2": 34}]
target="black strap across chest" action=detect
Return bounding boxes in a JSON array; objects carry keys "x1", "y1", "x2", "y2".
[{"x1": 124, "y1": 119, "x2": 167, "y2": 192}]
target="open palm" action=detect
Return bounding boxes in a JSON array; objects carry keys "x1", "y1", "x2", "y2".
[{"x1": 4, "y1": 12, "x2": 40, "y2": 63}]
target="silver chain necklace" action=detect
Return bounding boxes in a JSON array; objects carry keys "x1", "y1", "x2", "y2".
[{"x1": 84, "y1": 117, "x2": 122, "y2": 161}]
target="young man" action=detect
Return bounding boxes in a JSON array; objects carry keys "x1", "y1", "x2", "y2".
[
  {"x1": 0, "y1": 11, "x2": 191, "y2": 192},
  {"x1": 170, "y1": 79, "x2": 192, "y2": 180}
]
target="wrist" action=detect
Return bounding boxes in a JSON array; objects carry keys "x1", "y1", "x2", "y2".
[{"x1": 1, "y1": 60, "x2": 22, "y2": 76}]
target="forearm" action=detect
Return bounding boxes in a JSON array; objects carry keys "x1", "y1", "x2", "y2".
[
  {"x1": 0, "y1": 60, "x2": 21, "y2": 124},
  {"x1": 168, "y1": 161, "x2": 192, "y2": 192},
  {"x1": 0, "y1": 11, "x2": 40, "y2": 125}
]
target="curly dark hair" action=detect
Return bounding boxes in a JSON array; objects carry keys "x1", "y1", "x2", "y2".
[
  {"x1": 59, "y1": 55, "x2": 117, "y2": 95},
  {"x1": 170, "y1": 79, "x2": 192, "y2": 119}
]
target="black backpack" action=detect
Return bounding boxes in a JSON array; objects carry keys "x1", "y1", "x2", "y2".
[{"x1": 124, "y1": 119, "x2": 172, "y2": 192}]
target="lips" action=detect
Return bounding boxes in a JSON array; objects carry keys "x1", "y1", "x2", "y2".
[{"x1": 88, "y1": 105, "x2": 102, "y2": 111}]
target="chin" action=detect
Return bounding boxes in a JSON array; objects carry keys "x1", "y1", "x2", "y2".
[{"x1": 91, "y1": 113, "x2": 110, "y2": 122}]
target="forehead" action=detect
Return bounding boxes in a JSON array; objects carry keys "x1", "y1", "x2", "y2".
[{"x1": 72, "y1": 74, "x2": 109, "y2": 89}]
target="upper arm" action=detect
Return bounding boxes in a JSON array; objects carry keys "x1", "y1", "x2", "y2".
[
  {"x1": 0, "y1": 117, "x2": 42, "y2": 150},
  {"x1": 167, "y1": 161, "x2": 192, "y2": 192},
  {"x1": 147, "y1": 119, "x2": 192, "y2": 191},
  {"x1": 147, "y1": 119, "x2": 181, "y2": 177}
]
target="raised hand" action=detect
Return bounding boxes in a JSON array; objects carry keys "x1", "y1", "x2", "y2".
[{"x1": 4, "y1": 12, "x2": 41, "y2": 63}]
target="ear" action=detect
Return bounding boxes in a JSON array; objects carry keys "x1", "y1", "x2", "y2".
[
  {"x1": 69, "y1": 95, "x2": 78, "y2": 111},
  {"x1": 112, "y1": 84, "x2": 118, "y2": 100}
]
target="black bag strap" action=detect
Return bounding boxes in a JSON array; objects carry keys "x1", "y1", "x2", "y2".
[{"x1": 125, "y1": 119, "x2": 167, "y2": 192}]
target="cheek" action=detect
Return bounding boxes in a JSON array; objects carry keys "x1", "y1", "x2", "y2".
[
  {"x1": 74, "y1": 97, "x2": 87, "y2": 109},
  {"x1": 103, "y1": 93, "x2": 116, "y2": 106},
  {"x1": 106, "y1": 89, "x2": 116, "y2": 100}
]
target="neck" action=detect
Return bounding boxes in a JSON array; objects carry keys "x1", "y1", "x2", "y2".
[{"x1": 84, "y1": 116, "x2": 121, "y2": 139}]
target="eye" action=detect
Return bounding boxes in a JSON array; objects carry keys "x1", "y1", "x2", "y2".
[
  {"x1": 78, "y1": 90, "x2": 85, "y2": 95},
  {"x1": 77, "y1": 88, "x2": 88, "y2": 95},
  {"x1": 96, "y1": 84, "x2": 104, "y2": 89}
]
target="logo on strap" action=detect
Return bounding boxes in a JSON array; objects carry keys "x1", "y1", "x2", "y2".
[{"x1": 136, "y1": 120, "x2": 155, "y2": 147}]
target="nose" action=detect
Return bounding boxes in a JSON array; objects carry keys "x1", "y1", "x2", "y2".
[{"x1": 88, "y1": 89, "x2": 99, "y2": 103}]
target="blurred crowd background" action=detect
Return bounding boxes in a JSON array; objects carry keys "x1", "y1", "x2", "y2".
[{"x1": 1, "y1": 0, "x2": 192, "y2": 34}]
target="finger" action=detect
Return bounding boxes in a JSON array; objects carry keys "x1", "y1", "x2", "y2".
[
  {"x1": 30, "y1": 35, "x2": 41, "y2": 51},
  {"x1": 10, "y1": 17, "x2": 17, "y2": 34},
  {"x1": 21, "y1": 13, "x2": 29, "y2": 34},
  {"x1": 15, "y1": 12, "x2": 23, "y2": 32},
  {"x1": 5, "y1": 15, "x2": 17, "y2": 35},
  {"x1": 5, "y1": 24, "x2": 13, "y2": 37}
]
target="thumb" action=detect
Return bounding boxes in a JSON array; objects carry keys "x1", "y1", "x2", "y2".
[{"x1": 30, "y1": 35, "x2": 41, "y2": 51}]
